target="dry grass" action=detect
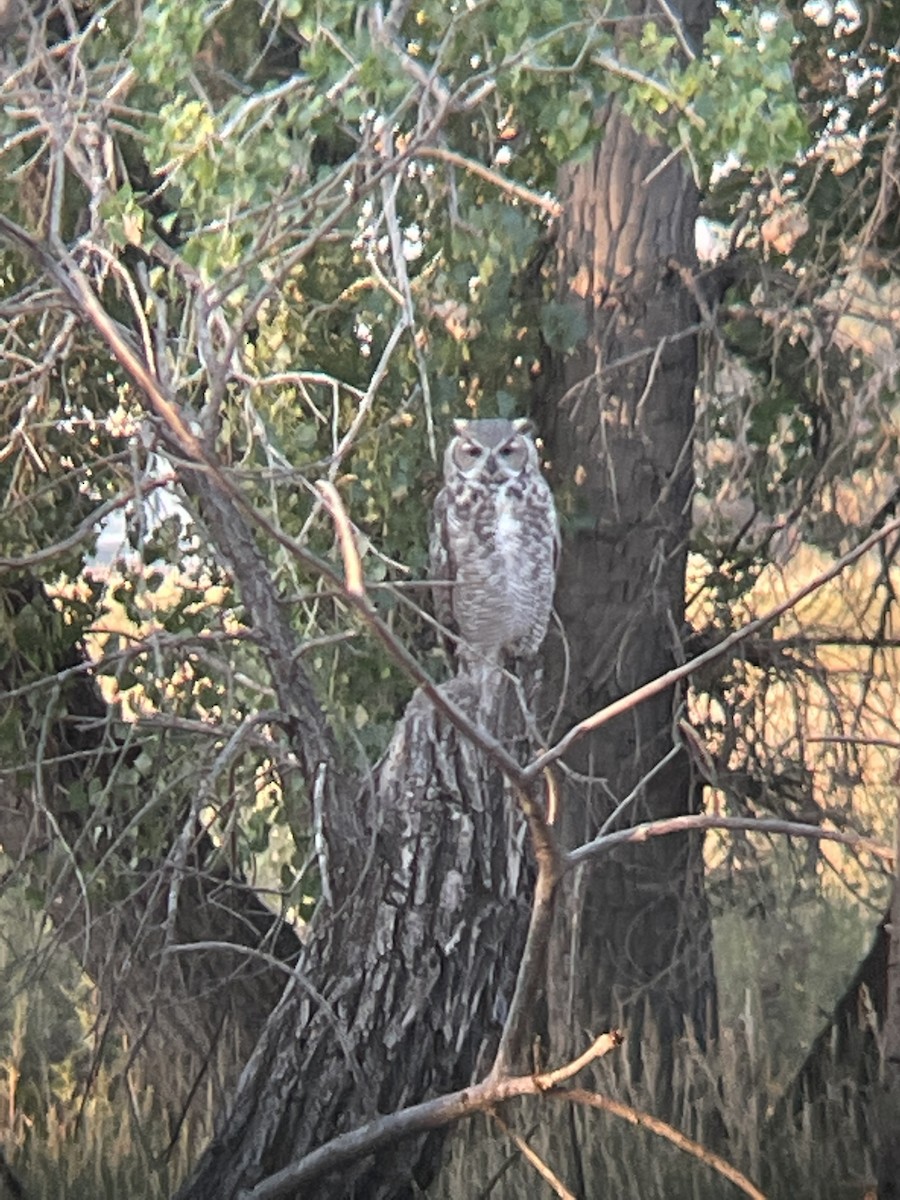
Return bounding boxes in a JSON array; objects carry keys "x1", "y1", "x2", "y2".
[
  {"x1": 433, "y1": 1023, "x2": 877, "y2": 1200},
  {"x1": 3, "y1": 1081, "x2": 194, "y2": 1200},
  {"x1": 0, "y1": 867, "x2": 882, "y2": 1199}
]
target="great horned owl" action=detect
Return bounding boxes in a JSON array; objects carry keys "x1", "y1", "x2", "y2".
[{"x1": 430, "y1": 417, "x2": 559, "y2": 670}]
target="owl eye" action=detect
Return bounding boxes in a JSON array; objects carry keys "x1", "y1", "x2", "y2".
[
  {"x1": 498, "y1": 444, "x2": 516, "y2": 457},
  {"x1": 461, "y1": 443, "x2": 481, "y2": 458}
]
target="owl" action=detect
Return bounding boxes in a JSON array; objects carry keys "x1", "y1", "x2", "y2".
[{"x1": 429, "y1": 417, "x2": 559, "y2": 670}]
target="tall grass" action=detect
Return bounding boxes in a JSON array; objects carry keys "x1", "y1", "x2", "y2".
[
  {"x1": 0, "y1": 864, "x2": 883, "y2": 1198},
  {"x1": 0, "y1": 890, "x2": 196, "y2": 1200},
  {"x1": 433, "y1": 1018, "x2": 877, "y2": 1199}
]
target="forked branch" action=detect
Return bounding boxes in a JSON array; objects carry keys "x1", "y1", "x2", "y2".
[
  {"x1": 240, "y1": 1027, "x2": 768, "y2": 1200},
  {"x1": 239, "y1": 1032, "x2": 623, "y2": 1200},
  {"x1": 526, "y1": 511, "x2": 900, "y2": 781}
]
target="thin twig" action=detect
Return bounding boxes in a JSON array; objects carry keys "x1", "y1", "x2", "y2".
[
  {"x1": 561, "y1": 1088, "x2": 766, "y2": 1200},
  {"x1": 526, "y1": 512, "x2": 900, "y2": 781},
  {"x1": 488, "y1": 1109, "x2": 577, "y2": 1200},
  {"x1": 593, "y1": 52, "x2": 706, "y2": 129},
  {"x1": 316, "y1": 481, "x2": 364, "y2": 597},
  {"x1": 535, "y1": 1031, "x2": 623, "y2": 1089},
  {"x1": 655, "y1": 0, "x2": 697, "y2": 61},
  {"x1": 416, "y1": 145, "x2": 562, "y2": 218},
  {"x1": 566, "y1": 812, "x2": 895, "y2": 871},
  {"x1": 490, "y1": 798, "x2": 565, "y2": 1078}
]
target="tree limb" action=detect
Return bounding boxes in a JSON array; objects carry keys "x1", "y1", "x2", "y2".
[
  {"x1": 527, "y1": 512, "x2": 900, "y2": 781},
  {"x1": 240, "y1": 1032, "x2": 623, "y2": 1200},
  {"x1": 566, "y1": 812, "x2": 895, "y2": 870}
]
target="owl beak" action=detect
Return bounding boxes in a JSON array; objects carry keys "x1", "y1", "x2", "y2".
[{"x1": 484, "y1": 453, "x2": 501, "y2": 478}]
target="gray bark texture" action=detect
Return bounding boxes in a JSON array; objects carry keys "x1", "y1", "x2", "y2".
[
  {"x1": 176, "y1": 678, "x2": 533, "y2": 1199},
  {"x1": 537, "y1": 13, "x2": 717, "y2": 1064},
  {"x1": 877, "y1": 808, "x2": 900, "y2": 1198}
]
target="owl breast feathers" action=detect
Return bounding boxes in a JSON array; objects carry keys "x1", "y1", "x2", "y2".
[{"x1": 429, "y1": 417, "x2": 560, "y2": 667}]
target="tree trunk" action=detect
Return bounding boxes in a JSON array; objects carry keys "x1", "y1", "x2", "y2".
[
  {"x1": 877, "y1": 803, "x2": 900, "y2": 1197},
  {"x1": 176, "y1": 678, "x2": 534, "y2": 1199},
  {"x1": 538, "y1": 2, "x2": 717, "y2": 1072}
]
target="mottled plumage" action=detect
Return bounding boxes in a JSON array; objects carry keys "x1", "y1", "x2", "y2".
[{"x1": 430, "y1": 417, "x2": 559, "y2": 669}]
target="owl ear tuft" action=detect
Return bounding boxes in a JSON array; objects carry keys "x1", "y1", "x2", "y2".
[
  {"x1": 452, "y1": 418, "x2": 470, "y2": 435},
  {"x1": 512, "y1": 417, "x2": 535, "y2": 437}
]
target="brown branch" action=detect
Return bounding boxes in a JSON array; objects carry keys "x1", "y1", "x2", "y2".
[
  {"x1": 806, "y1": 735, "x2": 900, "y2": 750},
  {"x1": 415, "y1": 146, "x2": 562, "y2": 218},
  {"x1": 566, "y1": 813, "x2": 895, "y2": 871},
  {"x1": 316, "y1": 480, "x2": 364, "y2": 597},
  {"x1": 488, "y1": 1109, "x2": 577, "y2": 1200},
  {"x1": 490, "y1": 781, "x2": 566, "y2": 1078},
  {"x1": 525, "y1": 512, "x2": 900, "y2": 782},
  {"x1": 561, "y1": 1089, "x2": 766, "y2": 1200},
  {"x1": 240, "y1": 1032, "x2": 623, "y2": 1200}
]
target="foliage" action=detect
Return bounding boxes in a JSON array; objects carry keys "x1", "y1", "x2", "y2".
[
  {"x1": 0, "y1": 0, "x2": 898, "y2": 1193},
  {"x1": 0, "y1": 887, "x2": 196, "y2": 1198},
  {"x1": 0, "y1": 0, "x2": 813, "y2": 888}
]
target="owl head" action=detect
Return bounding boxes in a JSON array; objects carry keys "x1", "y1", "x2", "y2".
[{"x1": 445, "y1": 417, "x2": 538, "y2": 482}]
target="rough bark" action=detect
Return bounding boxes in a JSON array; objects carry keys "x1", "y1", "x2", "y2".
[
  {"x1": 878, "y1": 807, "x2": 900, "y2": 1197},
  {"x1": 537, "y1": 0, "x2": 718, "y2": 1071},
  {"x1": 176, "y1": 677, "x2": 533, "y2": 1199}
]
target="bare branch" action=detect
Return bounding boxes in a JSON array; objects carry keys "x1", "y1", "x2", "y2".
[
  {"x1": 239, "y1": 1032, "x2": 623, "y2": 1200},
  {"x1": 316, "y1": 481, "x2": 365, "y2": 597},
  {"x1": 488, "y1": 1108, "x2": 577, "y2": 1200},
  {"x1": 490, "y1": 788, "x2": 564, "y2": 1077},
  {"x1": 416, "y1": 145, "x2": 562, "y2": 218},
  {"x1": 561, "y1": 1089, "x2": 766, "y2": 1200},
  {"x1": 527, "y1": 512, "x2": 900, "y2": 781},
  {"x1": 566, "y1": 812, "x2": 895, "y2": 871}
]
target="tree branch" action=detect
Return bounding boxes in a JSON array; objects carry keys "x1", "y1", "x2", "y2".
[
  {"x1": 561, "y1": 1088, "x2": 765, "y2": 1200},
  {"x1": 566, "y1": 812, "x2": 895, "y2": 871},
  {"x1": 415, "y1": 146, "x2": 562, "y2": 218},
  {"x1": 526, "y1": 512, "x2": 900, "y2": 781},
  {"x1": 239, "y1": 1032, "x2": 623, "y2": 1200},
  {"x1": 488, "y1": 1108, "x2": 577, "y2": 1200}
]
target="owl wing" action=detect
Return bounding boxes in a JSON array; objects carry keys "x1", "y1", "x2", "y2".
[{"x1": 428, "y1": 486, "x2": 458, "y2": 653}]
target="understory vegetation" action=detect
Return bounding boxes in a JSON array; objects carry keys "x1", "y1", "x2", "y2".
[{"x1": 2, "y1": 0, "x2": 899, "y2": 1195}]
